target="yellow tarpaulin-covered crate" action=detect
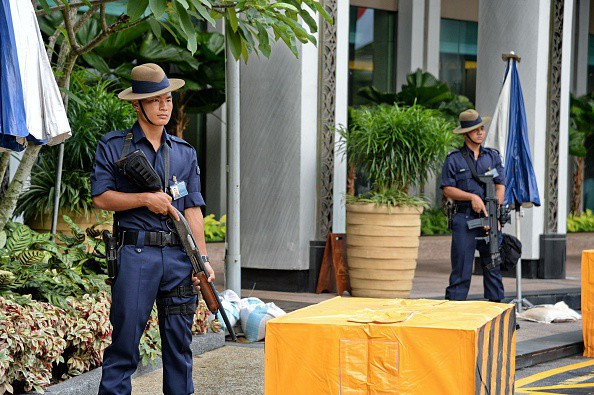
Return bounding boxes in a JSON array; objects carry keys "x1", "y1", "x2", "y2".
[
  {"x1": 265, "y1": 297, "x2": 516, "y2": 394},
  {"x1": 582, "y1": 250, "x2": 594, "y2": 357}
]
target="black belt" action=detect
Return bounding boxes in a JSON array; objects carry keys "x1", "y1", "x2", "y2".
[
  {"x1": 157, "y1": 301, "x2": 197, "y2": 316},
  {"x1": 455, "y1": 203, "x2": 480, "y2": 215},
  {"x1": 119, "y1": 231, "x2": 181, "y2": 247}
]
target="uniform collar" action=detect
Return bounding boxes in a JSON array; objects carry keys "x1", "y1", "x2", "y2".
[
  {"x1": 131, "y1": 121, "x2": 172, "y2": 148},
  {"x1": 461, "y1": 143, "x2": 485, "y2": 157}
]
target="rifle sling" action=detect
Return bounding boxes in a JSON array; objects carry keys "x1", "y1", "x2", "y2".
[{"x1": 461, "y1": 148, "x2": 484, "y2": 185}]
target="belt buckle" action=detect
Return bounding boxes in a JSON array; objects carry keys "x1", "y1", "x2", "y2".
[{"x1": 163, "y1": 232, "x2": 171, "y2": 246}]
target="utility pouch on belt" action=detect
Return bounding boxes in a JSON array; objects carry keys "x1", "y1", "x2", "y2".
[
  {"x1": 445, "y1": 200, "x2": 455, "y2": 230},
  {"x1": 115, "y1": 149, "x2": 162, "y2": 191},
  {"x1": 102, "y1": 230, "x2": 118, "y2": 285}
]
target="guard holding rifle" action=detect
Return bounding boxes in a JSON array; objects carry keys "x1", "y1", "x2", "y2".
[
  {"x1": 441, "y1": 109, "x2": 506, "y2": 302},
  {"x1": 91, "y1": 63, "x2": 214, "y2": 395}
]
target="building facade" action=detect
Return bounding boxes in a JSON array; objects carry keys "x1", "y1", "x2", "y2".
[{"x1": 199, "y1": 0, "x2": 593, "y2": 290}]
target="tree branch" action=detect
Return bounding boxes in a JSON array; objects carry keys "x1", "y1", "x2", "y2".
[
  {"x1": 61, "y1": 7, "x2": 81, "y2": 54},
  {"x1": 78, "y1": 14, "x2": 150, "y2": 55},
  {"x1": 73, "y1": 4, "x2": 100, "y2": 33},
  {"x1": 47, "y1": 21, "x2": 65, "y2": 61},
  {"x1": 35, "y1": 0, "x2": 118, "y2": 16},
  {"x1": 100, "y1": 4, "x2": 108, "y2": 33}
]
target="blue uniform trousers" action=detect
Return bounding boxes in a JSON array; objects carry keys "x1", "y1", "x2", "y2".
[
  {"x1": 98, "y1": 231, "x2": 196, "y2": 395},
  {"x1": 445, "y1": 209, "x2": 505, "y2": 301}
]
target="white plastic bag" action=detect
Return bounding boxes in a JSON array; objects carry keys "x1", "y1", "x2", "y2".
[
  {"x1": 215, "y1": 289, "x2": 241, "y2": 335},
  {"x1": 518, "y1": 301, "x2": 582, "y2": 324},
  {"x1": 240, "y1": 302, "x2": 286, "y2": 342}
]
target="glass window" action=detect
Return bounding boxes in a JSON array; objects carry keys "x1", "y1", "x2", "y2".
[
  {"x1": 439, "y1": 18, "x2": 478, "y2": 103},
  {"x1": 348, "y1": 7, "x2": 397, "y2": 106}
]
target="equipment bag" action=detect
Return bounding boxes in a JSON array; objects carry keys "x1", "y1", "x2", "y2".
[{"x1": 501, "y1": 233, "x2": 522, "y2": 271}]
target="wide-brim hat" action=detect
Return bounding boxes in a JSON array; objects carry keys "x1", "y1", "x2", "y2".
[
  {"x1": 118, "y1": 63, "x2": 185, "y2": 101},
  {"x1": 453, "y1": 109, "x2": 492, "y2": 134}
]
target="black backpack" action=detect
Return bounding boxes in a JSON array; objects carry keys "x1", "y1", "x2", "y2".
[{"x1": 500, "y1": 233, "x2": 522, "y2": 271}]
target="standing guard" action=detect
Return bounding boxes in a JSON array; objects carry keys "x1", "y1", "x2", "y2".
[
  {"x1": 91, "y1": 63, "x2": 214, "y2": 395},
  {"x1": 441, "y1": 109, "x2": 506, "y2": 302}
]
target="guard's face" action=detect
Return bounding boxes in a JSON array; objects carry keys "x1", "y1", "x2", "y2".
[
  {"x1": 135, "y1": 93, "x2": 173, "y2": 125},
  {"x1": 466, "y1": 125, "x2": 485, "y2": 143}
]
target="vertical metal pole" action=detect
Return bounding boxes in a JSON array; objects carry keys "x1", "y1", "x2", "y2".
[
  {"x1": 515, "y1": 208, "x2": 522, "y2": 313},
  {"x1": 225, "y1": 28, "x2": 241, "y2": 297},
  {"x1": 51, "y1": 143, "x2": 65, "y2": 235}
]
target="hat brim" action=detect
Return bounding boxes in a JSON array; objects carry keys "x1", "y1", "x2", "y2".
[
  {"x1": 453, "y1": 117, "x2": 492, "y2": 134},
  {"x1": 118, "y1": 79, "x2": 185, "y2": 101}
]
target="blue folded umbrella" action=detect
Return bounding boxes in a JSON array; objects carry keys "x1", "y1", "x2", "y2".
[
  {"x1": 503, "y1": 60, "x2": 541, "y2": 208},
  {"x1": 0, "y1": 0, "x2": 28, "y2": 151}
]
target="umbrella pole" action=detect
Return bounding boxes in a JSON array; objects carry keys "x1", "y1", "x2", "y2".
[
  {"x1": 514, "y1": 206, "x2": 534, "y2": 313},
  {"x1": 515, "y1": 207, "x2": 523, "y2": 313},
  {"x1": 50, "y1": 143, "x2": 64, "y2": 236}
]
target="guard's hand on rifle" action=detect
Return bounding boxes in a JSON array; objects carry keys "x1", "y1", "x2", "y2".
[
  {"x1": 191, "y1": 262, "x2": 215, "y2": 292},
  {"x1": 143, "y1": 191, "x2": 173, "y2": 215},
  {"x1": 470, "y1": 194, "x2": 489, "y2": 217}
]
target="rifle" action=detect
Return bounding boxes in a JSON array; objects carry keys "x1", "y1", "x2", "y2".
[
  {"x1": 466, "y1": 168, "x2": 510, "y2": 270},
  {"x1": 169, "y1": 208, "x2": 237, "y2": 341},
  {"x1": 114, "y1": 147, "x2": 237, "y2": 340}
]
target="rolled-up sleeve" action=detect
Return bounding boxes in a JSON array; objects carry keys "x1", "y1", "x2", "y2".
[
  {"x1": 183, "y1": 148, "x2": 206, "y2": 209},
  {"x1": 440, "y1": 156, "x2": 457, "y2": 188},
  {"x1": 91, "y1": 140, "x2": 115, "y2": 197},
  {"x1": 493, "y1": 152, "x2": 505, "y2": 185}
]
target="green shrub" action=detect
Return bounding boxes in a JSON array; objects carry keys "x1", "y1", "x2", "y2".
[
  {"x1": 0, "y1": 219, "x2": 218, "y2": 393},
  {"x1": 204, "y1": 214, "x2": 226, "y2": 242},
  {"x1": 340, "y1": 104, "x2": 457, "y2": 207},
  {"x1": 421, "y1": 207, "x2": 451, "y2": 236},
  {"x1": 567, "y1": 209, "x2": 594, "y2": 232},
  {"x1": 0, "y1": 218, "x2": 109, "y2": 308},
  {"x1": 357, "y1": 69, "x2": 474, "y2": 122},
  {"x1": 0, "y1": 292, "x2": 111, "y2": 393}
]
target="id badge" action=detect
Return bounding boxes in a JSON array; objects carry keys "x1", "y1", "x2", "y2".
[{"x1": 169, "y1": 177, "x2": 188, "y2": 201}]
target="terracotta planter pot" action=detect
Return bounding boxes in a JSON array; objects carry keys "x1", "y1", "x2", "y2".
[
  {"x1": 28, "y1": 209, "x2": 112, "y2": 234},
  {"x1": 346, "y1": 202, "x2": 422, "y2": 298}
]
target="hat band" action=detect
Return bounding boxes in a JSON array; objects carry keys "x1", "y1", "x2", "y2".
[
  {"x1": 132, "y1": 76, "x2": 170, "y2": 94},
  {"x1": 459, "y1": 116, "x2": 483, "y2": 129}
]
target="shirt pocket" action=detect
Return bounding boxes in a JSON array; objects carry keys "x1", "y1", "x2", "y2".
[{"x1": 454, "y1": 170, "x2": 472, "y2": 190}]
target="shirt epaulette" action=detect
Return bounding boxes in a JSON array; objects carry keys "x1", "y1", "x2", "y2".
[
  {"x1": 446, "y1": 149, "x2": 460, "y2": 157},
  {"x1": 100, "y1": 129, "x2": 128, "y2": 143},
  {"x1": 169, "y1": 135, "x2": 193, "y2": 148}
]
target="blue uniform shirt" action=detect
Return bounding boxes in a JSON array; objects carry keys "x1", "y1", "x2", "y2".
[
  {"x1": 440, "y1": 144, "x2": 505, "y2": 200},
  {"x1": 91, "y1": 122, "x2": 205, "y2": 232}
]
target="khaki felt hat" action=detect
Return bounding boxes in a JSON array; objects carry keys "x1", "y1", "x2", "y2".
[
  {"x1": 118, "y1": 63, "x2": 185, "y2": 101},
  {"x1": 453, "y1": 109, "x2": 492, "y2": 134}
]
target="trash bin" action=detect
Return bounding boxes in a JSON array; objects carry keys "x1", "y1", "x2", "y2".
[{"x1": 539, "y1": 234, "x2": 566, "y2": 279}]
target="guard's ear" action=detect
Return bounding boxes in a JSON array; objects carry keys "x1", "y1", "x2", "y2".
[{"x1": 131, "y1": 100, "x2": 139, "y2": 110}]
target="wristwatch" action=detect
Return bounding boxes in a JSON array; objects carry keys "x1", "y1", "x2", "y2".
[{"x1": 201, "y1": 255, "x2": 210, "y2": 263}]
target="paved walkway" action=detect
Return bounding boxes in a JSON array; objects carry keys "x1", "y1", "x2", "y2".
[{"x1": 132, "y1": 343, "x2": 265, "y2": 395}]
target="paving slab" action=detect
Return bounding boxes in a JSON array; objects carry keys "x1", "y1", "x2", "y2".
[{"x1": 131, "y1": 343, "x2": 264, "y2": 395}]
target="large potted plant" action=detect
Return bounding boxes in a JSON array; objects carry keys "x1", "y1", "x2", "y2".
[{"x1": 340, "y1": 104, "x2": 457, "y2": 298}]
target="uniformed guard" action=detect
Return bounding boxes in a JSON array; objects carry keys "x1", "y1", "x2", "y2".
[
  {"x1": 441, "y1": 109, "x2": 505, "y2": 302},
  {"x1": 91, "y1": 63, "x2": 215, "y2": 395}
]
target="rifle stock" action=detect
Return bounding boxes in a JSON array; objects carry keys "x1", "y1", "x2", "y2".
[{"x1": 170, "y1": 208, "x2": 237, "y2": 341}]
